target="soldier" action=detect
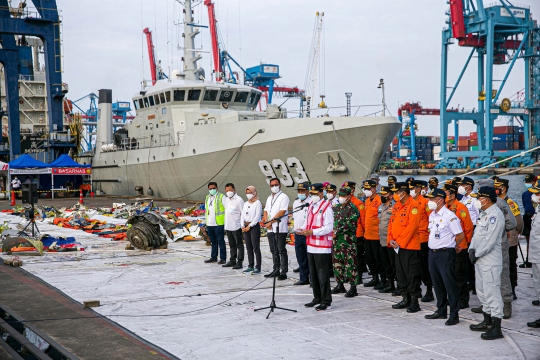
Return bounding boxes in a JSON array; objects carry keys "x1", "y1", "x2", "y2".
[
  {"x1": 469, "y1": 187, "x2": 505, "y2": 340},
  {"x1": 428, "y1": 177, "x2": 439, "y2": 191},
  {"x1": 331, "y1": 187, "x2": 360, "y2": 297},
  {"x1": 326, "y1": 183, "x2": 339, "y2": 207},
  {"x1": 362, "y1": 180, "x2": 385, "y2": 288},
  {"x1": 526, "y1": 181, "x2": 540, "y2": 328},
  {"x1": 387, "y1": 175, "x2": 397, "y2": 187},
  {"x1": 378, "y1": 186, "x2": 396, "y2": 293},
  {"x1": 343, "y1": 181, "x2": 367, "y2": 278}
]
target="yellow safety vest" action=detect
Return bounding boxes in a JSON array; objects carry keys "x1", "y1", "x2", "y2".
[{"x1": 205, "y1": 193, "x2": 225, "y2": 226}]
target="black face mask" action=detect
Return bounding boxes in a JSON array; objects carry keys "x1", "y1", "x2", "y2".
[
  {"x1": 381, "y1": 196, "x2": 388, "y2": 204},
  {"x1": 429, "y1": 185, "x2": 436, "y2": 190}
]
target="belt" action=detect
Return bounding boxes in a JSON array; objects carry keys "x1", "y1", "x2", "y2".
[{"x1": 430, "y1": 247, "x2": 453, "y2": 252}]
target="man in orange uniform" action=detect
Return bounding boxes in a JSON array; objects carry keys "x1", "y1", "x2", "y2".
[
  {"x1": 362, "y1": 180, "x2": 385, "y2": 288},
  {"x1": 443, "y1": 183, "x2": 474, "y2": 309},
  {"x1": 388, "y1": 182, "x2": 422, "y2": 313},
  {"x1": 343, "y1": 181, "x2": 366, "y2": 279},
  {"x1": 410, "y1": 180, "x2": 434, "y2": 303}
]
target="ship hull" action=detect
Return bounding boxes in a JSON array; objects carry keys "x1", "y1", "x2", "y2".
[{"x1": 92, "y1": 116, "x2": 400, "y2": 201}]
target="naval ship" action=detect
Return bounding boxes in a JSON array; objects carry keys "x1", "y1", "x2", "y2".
[{"x1": 91, "y1": 1, "x2": 401, "y2": 201}]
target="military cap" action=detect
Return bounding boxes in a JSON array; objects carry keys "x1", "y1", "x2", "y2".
[
  {"x1": 326, "y1": 183, "x2": 337, "y2": 191},
  {"x1": 528, "y1": 180, "x2": 540, "y2": 194},
  {"x1": 342, "y1": 181, "x2": 356, "y2": 188},
  {"x1": 494, "y1": 177, "x2": 509, "y2": 189},
  {"x1": 442, "y1": 183, "x2": 458, "y2": 194},
  {"x1": 458, "y1": 177, "x2": 474, "y2": 186},
  {"x1": 390, "y1": 182, "x2": 410, "y2": 192},
  {"x1": 379, "y1": 186, "x2": 392, "y2": 195},
  {"x1": 524, "y1": 174, "x2": 536, "y2": 183},
  {"x1": 410, "y1": 180, "x2": 427, "y2": 188},
  {"x1": 296, "y1": 182, "x2": 310, "y2": 190},
  {"x1": 370, "y1": 173, "x2": 380, "y2": 179},
  {"x1": 475, "y1": 186, "x2": 497, "y2": 199},
  {"x1": 362, "y1": 180, "x2": 377, "y2": 189},
  {"x1": 428, "y1": 176, "x2": 439, "y2": 185},
  {"x1": 424, "y1": 188, "x2": 446, "y2": 199},
  {"x1": 309, "y1": 183, "x2": 325, "y2": 194},
  {"x1": 387, "y1": 175, "x2": 397, "y2": 184},
  {"x1": 452, "y1": 176, "x2": 463, "y2": 184},
  {"x1": 339, "y1": 187, "x2": 352, "y2": 196},
  {"x1": 405, "y1": 177, "x2": 415, "y2": 184},
  {"x1": 476, "y1": 178, "x2": 495, "y2": 187},
  {"x1": 490, "y1": 175, "x2": 500, "y2": 180}
]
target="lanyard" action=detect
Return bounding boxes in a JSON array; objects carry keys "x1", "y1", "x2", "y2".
[{"x1": 270, "y1": 192, "x2": 282, "y2": 212}]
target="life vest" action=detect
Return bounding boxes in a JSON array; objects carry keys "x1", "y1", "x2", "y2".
[{"x1": 306, "y1": 200, "x2": 332, "y2": 250}]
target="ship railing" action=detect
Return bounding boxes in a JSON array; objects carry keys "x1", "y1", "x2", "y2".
[
  {"x1": 18, "y1": 74, "x2": 47, "y2": 82},
  {"x1": 107, "y1": 132, "x2": 182, "y2": 152}
]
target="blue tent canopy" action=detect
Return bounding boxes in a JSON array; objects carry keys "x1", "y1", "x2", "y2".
[
  {"x1": 8, "y1": 154, "x2": 49, "y2": 169},
  {"x1": 48, "y1": 154, "x2": 90, "y2": 168}
]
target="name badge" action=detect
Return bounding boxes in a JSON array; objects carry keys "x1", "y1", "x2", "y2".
[{"x1": 434, "y1": 224, "x2": 440, "y2": 239}]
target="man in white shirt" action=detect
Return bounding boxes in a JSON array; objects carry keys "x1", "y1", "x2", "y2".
[
  {"x1": 424, "y1": 188, "x2": 464, "y2": 326},
  {"x1": 222, "y1": 183, "x2": 245, "y2": 269},
  {"x1": 326, "y1": 183, "x2": 339, "y2": 207},
  {"x1": 292, "y1": 182, "x2": 312, "y2": 285},
  {"x1": 298, "y1": 183, "x2": 334, "y2": 311},
  {"x1": 263, "y1": 178, "x2": 290, "y2": 280}
]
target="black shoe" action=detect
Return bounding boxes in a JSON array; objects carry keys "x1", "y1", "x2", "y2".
[
  {"x1": 391, "y1": 289, "x2": 403, "y2": 297},
  {"x1": 363, "y1": 275, "x2": 380, "y2": 287},
  {"x1": 379, "y1": 284, "x2": 395, "y2": 293},
  {"x1": 519, "y1": 262, "x2": 532, "y2": 268},
  {"x1": 293, "y1": 267, "x2": 300, "y2": 273},
  {"x1": 222, "y1": 261, "x2": 236, "y2": 267},
  {"x1": 373, "y1": 280, "x2": 387, "y2": 291},
  {"x1": 217, "y1": 260, "x2": 226, "y2": 265},
  {"x1": 315, "y1": 304, "x2": 331, "y2": 311},
  {"x1": 445, "y1": 317, "x2": 459, "y2": 326},
  {"x1": 294, "y1": 280, "x2": 310, "y2": 285},
  {"x1": 392, "y1": 296, "x2": 411, "y2": 309},
  {"x1": 460, "y1": 303, "x2": 469, "y2": 309},
  {"x1": 425, "y1": 312, "x2": 447, "y2": 320},
  {"x1": 470, "y1": 312, "x2": 493, "y2": 332},
  {"x1": 344, "y1": 285, "x2": 358, "y2": 298},
  {"x1": 533, "y1": 300, "x2": 540, "y2": 306},
  {"x1": 232, "y1": 262, "x2": 243, "y2": 270},
  {"x1": 264, "y1": 270, "x2": 278, "y2": 278},
  {"x1": 277, "y1": 273, "x2": 287, "y2": 280},
  {"x1": 331, "y1": 283, "x2": 346, "y2": 294},
  {"x1": 421, "y1": 289, "x2": 434, "y2": 302},
  {"x1": 407, "y1": 297, "x2": 421, "y2": 313},
  {"x1": 527, "y1": 318, "x2": 540, "y2": 328},
  {"x1": 481, "y1": 317, "x2": 504, "y2": 340},
  {"x1": 305, "y1": 300, "x2": 320, "y2": 308},
  {"x1": 471, "y1": 305, "x2": 483, "y2": 314},
  {"x1": 204, "y1": 258, "x2": 217, "y2": 263}
]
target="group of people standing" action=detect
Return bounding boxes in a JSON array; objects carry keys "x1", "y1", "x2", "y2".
[{"x1": 202, "y1": 173, "x2": 540, "y2": 338}]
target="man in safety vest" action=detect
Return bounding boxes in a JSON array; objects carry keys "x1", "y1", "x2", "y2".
[{"x1": 204, "y1": 182, "x2": 227, "y2": 264}]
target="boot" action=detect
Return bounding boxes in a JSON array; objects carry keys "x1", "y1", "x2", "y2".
[
  {"x1": 527, "y1": 318, "x2": 540, "y2": 328},
  {"x1": 471, "y1": 305, "x2": 483, "y2": 314},
  {"x1": 470, "y1": 312, "x2": 493, "y2": 332},
  {"x1": 344, "y1": 285, "x2": 358, "y2": 298},
  {"x1": 421, "y1": 288, "x2": 434, "y2": 302},
  {"x1": 391, "y1": 288, "x2": 402, "y2": 297},
  {"x1": 363, "y1": 274, "x2": 380, "y2": 287},
  {"x1": 481, "y1": 317, "x2": 504, "y2": 340},
  {"x1": 374, "y1": 277, "x2": 387, "y2": 291},
  {"x1": 331, "y1": 283, "x2": 346, "y2": 294},
  {"x1": 379, "y1": 280, "x2": 395, "y2": 293},
  {"x1": 407, "y1": 296, "x2": 421, "y2": 313},
  {"x1": 503, "y1": 302, "x2": 512, "y2": 319},
  {"x1": 392, "y1": 295, "x2": 411, "y2": 309}
]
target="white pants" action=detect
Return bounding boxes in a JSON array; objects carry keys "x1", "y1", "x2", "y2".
[
  {"x1": 476, "y1": 264, "x2": 504, "y2": 319},
  {"x1": 533, "y1": 263, "x2": 540, "y2": 300}
]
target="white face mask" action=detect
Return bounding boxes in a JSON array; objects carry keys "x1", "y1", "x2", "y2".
[
  {"x1": 427, "y1": 200, "x2": 438, "y2": 211},
  {"x1": 226, "y1": 191, "x2": 235, "y2": 198},
  {"x1": 410, "y1": 189, "x2": 417, "y2": 198},
  {"x1": 532, "y1": 194, "x2": 540, "y2": 203},
  {"x1": 311, "y1": 195, "x2": 321, "y2": 204},
  {"x1": 327, "y1": 193, "x2": 334, "y2": 200},
  {"x1": 457, "y1": 186, "x2": 467, "y2": 195},
  {"x1": 421, "y1": 189, "x2": 427, "y2": 196},
  {"x1": 363, "y1": 189, "x2": 373, "y2": 197},
  {"x1": 271, "y1": 185, "x2": 280, "y2": 194},
  {"x1": 338, "y1": 197, "x2": 348, "y2": 204},
  {"x1": 246, "y1": 193, "x2": 254, "y2": 200},
  {"x1": 473, "y1": 199, "x2": 483, "y2": 209}
]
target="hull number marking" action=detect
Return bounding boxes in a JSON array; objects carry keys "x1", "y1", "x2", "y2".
[{"x1": 258, "y1": 157, "x2": 310, "y2": 187}]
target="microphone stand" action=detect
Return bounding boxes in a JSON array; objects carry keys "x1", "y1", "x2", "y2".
[{"x1": 255, "y1": 206, "x2": 307, "y2": 319}]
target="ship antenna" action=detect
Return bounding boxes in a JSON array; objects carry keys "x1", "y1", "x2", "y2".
[{"x1": 183, "y1": 0, "x2": 202, "y2": 80}]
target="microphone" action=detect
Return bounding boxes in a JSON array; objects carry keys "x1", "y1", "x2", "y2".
[{"x1": 295, "y1": 203, "x2": 310, "y2": 210}]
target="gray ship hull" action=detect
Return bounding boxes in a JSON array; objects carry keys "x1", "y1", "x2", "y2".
[{"x1": 92, "y1": 116, "x2": 400, "y2": 201}]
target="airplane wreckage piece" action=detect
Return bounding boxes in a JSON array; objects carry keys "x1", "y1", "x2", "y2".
[{"x1": 126, "y1": 213, "x2": 175, "y2": 250}]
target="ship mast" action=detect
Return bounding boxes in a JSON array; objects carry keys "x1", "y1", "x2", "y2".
[{"x1": 183, "y1": 0, "x2": 202, "y2": 81}]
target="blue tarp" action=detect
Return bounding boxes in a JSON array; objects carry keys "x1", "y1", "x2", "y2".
[
  {"x1": 49, "y1": 154, "x2": 90, "y2": 168},
  {"x1": 8, "y1": 154, "x2": 49, "y2": 169}
]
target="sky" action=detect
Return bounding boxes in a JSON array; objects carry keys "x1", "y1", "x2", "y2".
[{"x1": 52, "y1": 0, "x2": 540, "y2": 137}]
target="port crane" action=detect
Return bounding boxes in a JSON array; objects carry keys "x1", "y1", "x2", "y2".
[
  {"x1": 143, "y1": 27, "x2": 167, "y2": 85},
  {"x1": 303, "y1": 11, "x2": 326, "y2": 118}
]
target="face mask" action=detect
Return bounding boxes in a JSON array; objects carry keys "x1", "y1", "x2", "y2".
[
  {"x1": 311, "y1": 195, "x2": 321, "y2": 204},
  {"x1": 427, "y1": 200, "x2": 438, "y2": 211},
  {"x1": 421, "y1": 189, "x2": 427, "y2": 196},
  {"x1": 410, "y1": 189, "x2": 417, "y2": 198},
  {"x1": 364, "y1": 190, "x2": 373, "y2": 197},
  {"x1": 532, "y1": 194, "x2": 540, "y2": 203},
  {"x1": 327, "y1": 193, "x2": 334, "y2": 200},
  {"x1": 246, "y1": 194, "x2": 254, "y2": 200},
  {"x1": 338, "y1": 197, "x2": 348, "y2": 204},
  {"x1": 525, "y1": 183, "x2": 532, "y2": 189},
  {"x1": 495, "y1": 188, "x2": 501, "y2": 195},
  {"x1": 226, "y1": 191, "x2": 234, "y2": 198},
  {"x1": 209, "y1": 189, "x2": 217, "y2": 196},
  {"x1": 271, "y1": 185, "x2": 280, "y2": 194},
  {"x1": 473, "y1": 199, "x2": 483, "y2": 209},
  {"x1": 393, "y1": 193, "x2": 402, "y2": 202},
  {"x1": 298, "y1": 193, "x2": 307, "y2": 201},
  {"x1": 381, "y1": 196, "x2": 388, "y2": 204},
  {"x1": 457, "y1": 186, "x2": 467, "y2": 195},
  {"x1": 429, "y1": 185, "x2": 436, "y2": 190}
]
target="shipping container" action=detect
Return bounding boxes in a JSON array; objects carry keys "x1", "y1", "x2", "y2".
[
  {"x1": 469, "y1": 132, "x2": 478, "y2": 139},
  {"x1": 399, "y1": 149, "x2": 411, "y2": 157},
  {"x1": 493, "y1": 142, "x2": 512, "y2": 151},
  {"x1": 433, "y1": 145, "x2": 441, "y2": 153},
  {"x1": 519, "y1": 133, "x2": 525, "y2": 142},
  {"x1": 517, "y1": 127, "x2": 524, "y2": 134},
  {"x1": 469, "y1": 146, "x2": 479, "y2": 151},
  {"x1": 458, "y1": 140, "x2": 469, "y2": 146},
  {"x1": 457, "y1": 146, "x2": 469, "y2": 151},
  {"x1": 458, "y1": 136, "x2": 470, "y2": 140},
  {"x1": 494, "y1": 126, "x2": 513, "y2": 135},
  {"x1": 493, "y1": 134, "x2": 512, "y2": 142},
  {"x1": 513, "y1": 142, "x2": 520, "y2": 150},
  {"x1": 470, "y1": 139, "x2": 479, "y2": 146}
]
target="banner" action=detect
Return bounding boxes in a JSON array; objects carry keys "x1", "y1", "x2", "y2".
[
  {"x1": 10, "y1": 168, "x2": 52, "y2": 175},
  {"x1": 52, "y1": 168, "x2": 92, "y2": 175}
]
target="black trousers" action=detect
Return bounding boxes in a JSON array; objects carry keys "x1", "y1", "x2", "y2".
[
  {"x1": 395, "y1": 248, "x2": 422, "y2": 298},
  {"x1": 294, "y1": 234, "x2": 310, "y2": 282},
  {"x1": 420, "y1": 242, "x2": 433, "y2": 289},
  {"x1": 455, "y1": 250, "x2": 469, "y2": 305},
  {"x1": 226, "y1": 229, "x2": 244, "y2": 263},
  {"x1": 509, "y1": 245, "x2": 518, "y2": 288},
  {"x1": 428, "y1": 249, "x2": 460, "y2": 318},
  {"x1": 267, "y1": 232, "x2": 288, "y2": 274},
  {"x1": 356, "y1": 236, "x2": 366, "y2": 277},
  {"x1": 364, "y1": 239, "x2": 385, "y2": 279},
  {"x1": 467, "y1": 226, "x2": 476, "y2": 289},
  {"x1": 388, "y1": 246, "x2": 396, "y2": 279},
  {"x1": 308, "y1": 252, "x2": 332, "y2": 306},
  {"x1": 380, "y1": 245, "x2": 395, "y2": 282},
  {"x1": 243, "y1": 224, "x2": 261, "y2": 270}
]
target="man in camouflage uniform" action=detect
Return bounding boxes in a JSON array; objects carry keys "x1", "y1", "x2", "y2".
[{"x1": 331, "y1": 187, "x2": 360, "y2": 298}]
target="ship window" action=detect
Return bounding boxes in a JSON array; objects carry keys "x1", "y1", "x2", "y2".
[
  {"x1": 133, "y1": 100, "x2": 140, "y2": 110},
  {"x1": 153, "y1": 94, "x2": 159, "y2": 105},
  {"x1": 156, "y1": 124, "x2": 159, "y2": 128},
  {"x1": 234, "y1": 91, "x2": 249, "y2": 103},
  {"x1": 149, "y1": 96, "x2": 155, "y2": 106},
  {"x1": 219, "y1": 90, "x2": 234, "y2": 102},
  {"x1": 162, "y1": 107, "x2": 167, "y2": 114},
  {"x1": 253, "y1": 93, "x2": 261, "y2": 106},
  {"x1": 165, "y1": 91, "x2": 171, "y2": 103},
  {"x1": 174, "y1": 90, "x2": 185, "y2": 101},
  {"x1": 160, "y1": 93, "x2": 166, "y2": 103},
  {"x1": 248, "y1": 91, "x2": 257, "y2": 105},
  {"x1": 203, "y1": 89, "x2": 219, "y2": 101},
  {"x1": 143, "y1": 97, "x2": 150, "y2": 107},
  {"x1": 138, "y1": 99, "x2": 144, "y2": 109},
  {"x1": 188, "y1": 89, "x2": 201, "y2": 101}
]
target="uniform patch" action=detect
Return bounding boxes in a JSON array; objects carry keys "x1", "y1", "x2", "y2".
[
  {"x1": 425, "y1": 206, "x2": 429, "y2": 212},
  {"x1": 450, "y1": 218, "x2": 456, "y2": 222},
  {"x1": 489, "y1": 216, "x2": 497, "y2": 224},
  {"x1": 359, "y1": 205, "x2": 365, "y2": 210},
  {"x1": 411, "y1": 208, "x2": 418, "y2": 215},
  {"x1": 460, "y1": 211, "x2": 467, "y2": 218}
]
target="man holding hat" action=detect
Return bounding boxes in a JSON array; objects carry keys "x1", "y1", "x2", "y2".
[
  {"x1": 343, "y1": 181, "x2": 367, "y2": 277},
  {"x1": 362, "y1": 180, "x2": 385, "y2": 288},
  {"x1": 378, "y1": 186, "x2": 397, "y2": 293},
  {"x1": 326, "y1": 183, "x2": 339, "y2": 207},
  {"x1": 388, "y1": 182, "x2": 422, "y2": 313},
  {"x1": 469, "y1": 186, "x2": 506, "y2": 340},
  {"x1": 424, "y1": 188, "x2": 464, "y2": 325},
  {"x1": 331, "y1": 187, "x2": 360, "y2": 297},
  {"x1": 521, "y1": 174, "x2": 536, "y2": 268},
  {"x1": 526, "y1": 181, "x2": 540, "y2": 328},
  {"x1": 298, "y1": 183, "x2": 334, "y2": 311},
  {"x1": 292, "y1": 182, "x2": 312, "y2": 286}
]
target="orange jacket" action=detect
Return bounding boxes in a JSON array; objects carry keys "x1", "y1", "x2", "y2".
[
  {"x1": 388, "y1": 196, "x2": 421, "y2": 250},
  {"x1": 364, "y1": 194, "x2": 381, "y2": 240},
  {"x1": 351, "y1": 195, "x2": 366, "y2": 238},
  {"x1": 446, "y1": 200, "x2": 473, "y2": 250},
  {"x1": 413, "y1": 194, "x2": 430, "y2": 243}
]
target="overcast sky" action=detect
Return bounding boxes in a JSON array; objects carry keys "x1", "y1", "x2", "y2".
[{"x1": 56, "y1": 0, "x2": 540, "y2": 137}]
